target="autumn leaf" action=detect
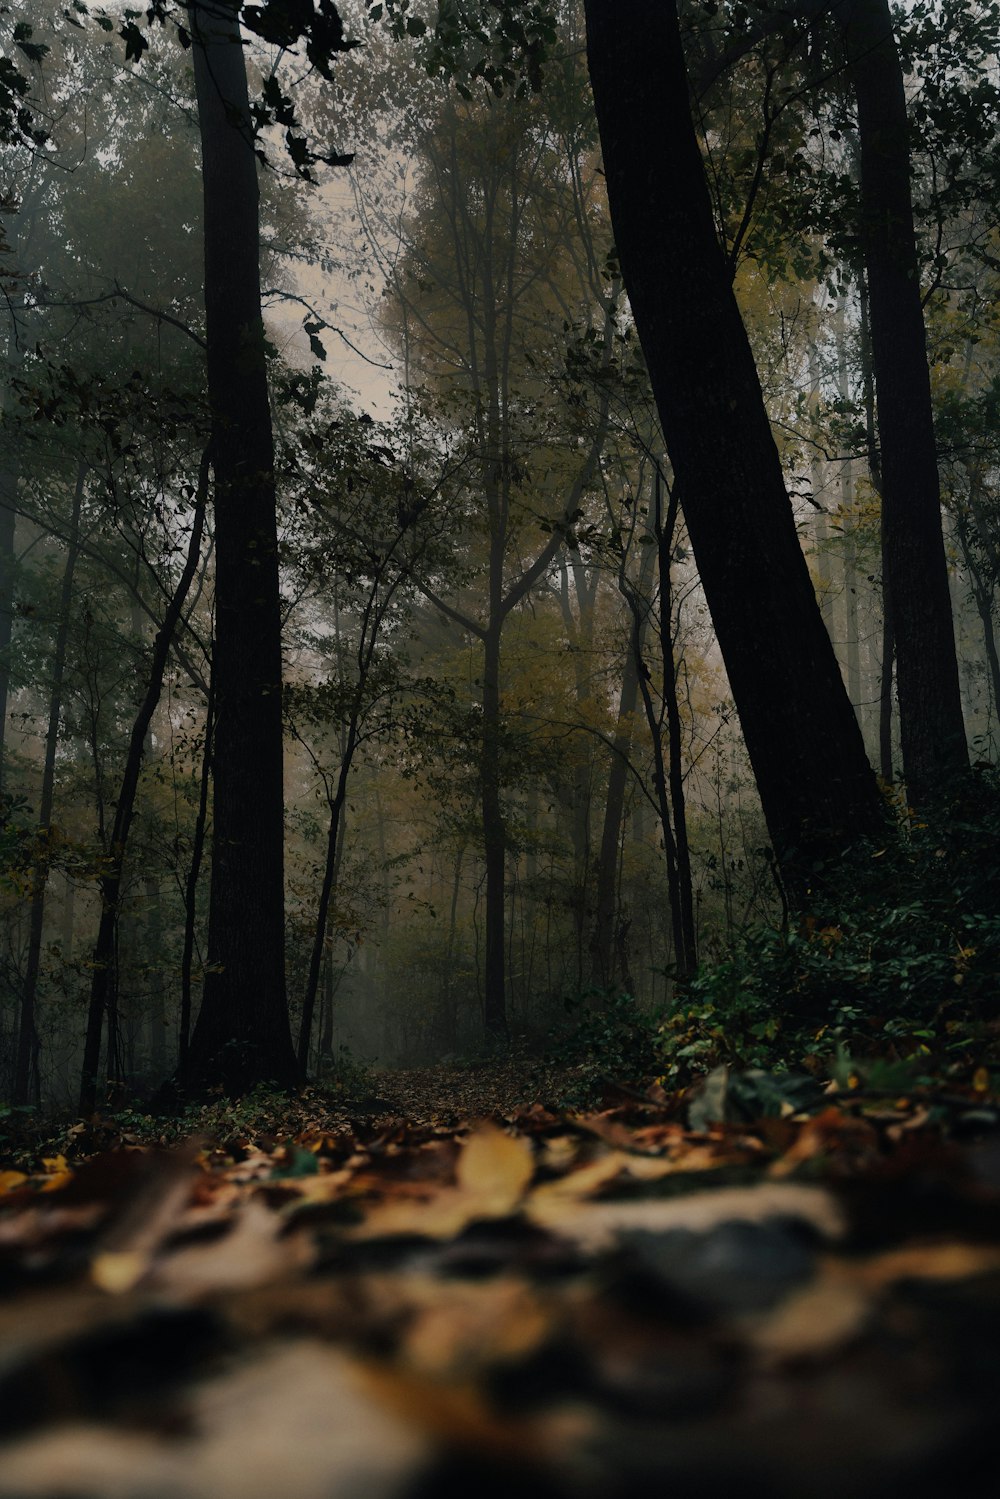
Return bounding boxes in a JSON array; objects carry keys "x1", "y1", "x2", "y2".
[
  {"x1": 455, "y1": 1121, "x2": 534, "y2": 1205},
  {"x1": 351, "y1": 1122, "x2": 534, "y2": 1240}
]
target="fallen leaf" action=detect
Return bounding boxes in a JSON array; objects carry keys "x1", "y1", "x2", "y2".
[
  {"x1": 455, "y1": 1122, "x2": 534, "y2": 1204},
  {"x1": 399, "y1": 1275, "x2": 551, "y2": 1376},
  {"x1": 352, "y1": 1122, "x2": 534, "y2": 1241},
  {"x1": 527, "y1": 1181, "x2": 845, "y2": 1249},
  {"x1": 750, "y1": 1274, "x2": 872, "y2": 1362},
  {"x1": 146, "y1": 1201, "x2": 315, "y2": 1297},
  {"x1": 854, "y1": 1241, "x2": 1000, "y2": 1290}
]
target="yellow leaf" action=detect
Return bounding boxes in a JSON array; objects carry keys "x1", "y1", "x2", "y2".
[
  {"x1": 38, "y1": 1155, "x2": 73, "y2": 1193},
  {"x1": 353, "y1": 1123, "x2": 534, "y2": 1241},
  {"x1": 92, "y1": 1251, "x2": 147, "y2": 1295},
  {"x1": 455, "y1": 1123, "x2": 534, "y2": 1209},
  {"x1": 0, "y1": 1170, "x2": 28, "y2": 1194}
]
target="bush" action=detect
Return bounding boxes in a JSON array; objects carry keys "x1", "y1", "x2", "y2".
[
  {"x1": 656, "y1": 770, "x2": 1000, "y2": 1083},
  {"x1": 545, "y1": 990, "x2": 662, "y2": 1104}
]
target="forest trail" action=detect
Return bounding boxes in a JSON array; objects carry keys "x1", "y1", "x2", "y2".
[
  {"x1": 354, "y1": 1052, "x2": 590, "y2": 1124},
  {"x1": 1, "y1": 1074, "x2": 999, "y2": 1497}
]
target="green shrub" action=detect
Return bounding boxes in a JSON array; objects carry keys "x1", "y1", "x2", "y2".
[
  {"x1": 545, "y1": 990, "x2": 662, "y2": 1104},
  {"x1": 656, "y1": 770, "x2": 1000, "y2": 1083}
]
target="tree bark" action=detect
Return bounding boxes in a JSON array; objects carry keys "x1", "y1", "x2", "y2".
[
  {"x1": 584, "y1": 0, "x2": 883, "y2": 888},
  {"x1": 843, "y1": 0, "x2": 967, "y2": 794},
  {"x1": 185, "y1": 0, "x2": 297, "y2": 1093}
]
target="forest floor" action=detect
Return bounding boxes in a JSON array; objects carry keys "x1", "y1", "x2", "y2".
[{"x1": 1, "y1": 1057, "x2": 999, "y2": 1498}]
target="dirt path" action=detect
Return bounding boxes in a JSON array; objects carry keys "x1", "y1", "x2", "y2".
[{"x1": 359, "y1": 1052, "x2": 580, "y2": 1124}]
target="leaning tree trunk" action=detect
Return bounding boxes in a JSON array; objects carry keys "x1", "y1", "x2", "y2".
[
  {"x1": 185, "y1": 0, "x2": 297, "y2": 1094},
  {"x1": 584, "y1": 0, "x2": 883, "y2": 890},
  {"x1": 844, "y1": 0, "x2": 967, "y2": 795}
]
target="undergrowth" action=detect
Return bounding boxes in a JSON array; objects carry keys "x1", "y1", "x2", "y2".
[
  {"x1": 549, "y1": 771, "x2": 1000, "y2": 1100},
  {"x1": 659, "y1": 770, "x2": 1000, "y2": 1087}
]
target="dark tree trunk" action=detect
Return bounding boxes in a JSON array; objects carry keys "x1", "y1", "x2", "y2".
[
  {"x1": 844, "y1": 0, "x2": 967, "y2": 794},
  {"x1": 179, "y1": 686, "x2": 213, "y2": 1074},
  {"x1": 185, "y1": 0, "x2": 297, "y2": 1094},
  {"x1": 584, "y1": 0, "x2": 883, "y2": 888},
  {"x1": 620, "y1": 491, "x2": 696, "y2": 986},
  {"x1": 297, "y1": 772, "x2": 350, "y2": 1075},
  {"x1": 80, "y1": 454, "x2": 207, "y2": 1114},
  {"x1": 15, "y1": 464, "x2": 84, "y2": 1106},
  {"x1": 481, "y1": 622, "x2": 508, "y2": 1041},
  {"x1": 590, "y1": 608, "x2": 647, "y2": 990},
  {"x1": 656, "y1": 477, "x2": 697, "y2": 980}
]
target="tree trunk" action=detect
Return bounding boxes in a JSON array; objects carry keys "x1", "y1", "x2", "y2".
[
  {"x1": 584, "y1": 0, "x2": 883, "y2": 889},
  {"x1": 185, "y1": 0, "x2": 297, "y2": 1094},
  {"x1": 590, "y1": 608, "x2": 647, "y2": 990},
  {"x1": 558, "y1": 555, "x2": 599, "y2": 989},
  {"x1": 844, "y1": 0, "x2": 967, "y2": 794},
  {"x1": 297, "y1": 778, "x2": 349, "y2": 1075},
  {"x1": 180, "y1": 686, "x2": 213, "y2": 1075},
  {"x1": 15, "y1": 464, "x2": 84, "y2": 1106},
  {"x1": 481, "y1": 622, "x2": 508, "y2": 1041},
  {"x1": 958, "y1": 530, "x2": 1000, "y2": 731},
  {"x1": 656, "y1": 477, "x2": 697, "y2": 980},
  {"x1": 834, "y1": 307, "x2": 863, "y2": 729},
  {"x1": 80, "y1": 454, "x2": 207, "y2": 1113}
]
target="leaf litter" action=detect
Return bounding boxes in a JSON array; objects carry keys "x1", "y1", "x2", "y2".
[{"x1": 1, "y1": 1064, "x2": 1000, "y2": 1497}]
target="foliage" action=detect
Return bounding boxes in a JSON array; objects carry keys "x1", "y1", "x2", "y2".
[
  {"x1": 545, "y1": 989, "x2": 662, "y2": 1104},
  {"x1": 657, "y1": 770, "x2": 1000, "y2": 1082}
]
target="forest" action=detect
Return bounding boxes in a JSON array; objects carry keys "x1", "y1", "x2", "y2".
[{"x1": 1, "y1": 1, "x2": 1000, "y2": 1494}]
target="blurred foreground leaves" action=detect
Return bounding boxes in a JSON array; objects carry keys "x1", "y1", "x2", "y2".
[{"x1": 1, "y1": 1070, "x2": 1000, "y2": 1496}]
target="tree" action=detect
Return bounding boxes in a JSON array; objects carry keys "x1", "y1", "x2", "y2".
[
  {"x1": 79, "y1": 448, "x2": 208, "y2": 1112},
  {"x1": 691, "y1": 0, "x2": 971, "y2": 795},
  {"x1": 843, "y1": 0, "x2": 968, "y2": 793},
  {"x1": 363, "y1": 82, "x2": 612, "y2": 1038},
  {"x1": 183, "y1": 0, "x2": 299, "y2": 1093},
  {"x1": 583, "y1": 0, "x2": 883, "y2": 889}
]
